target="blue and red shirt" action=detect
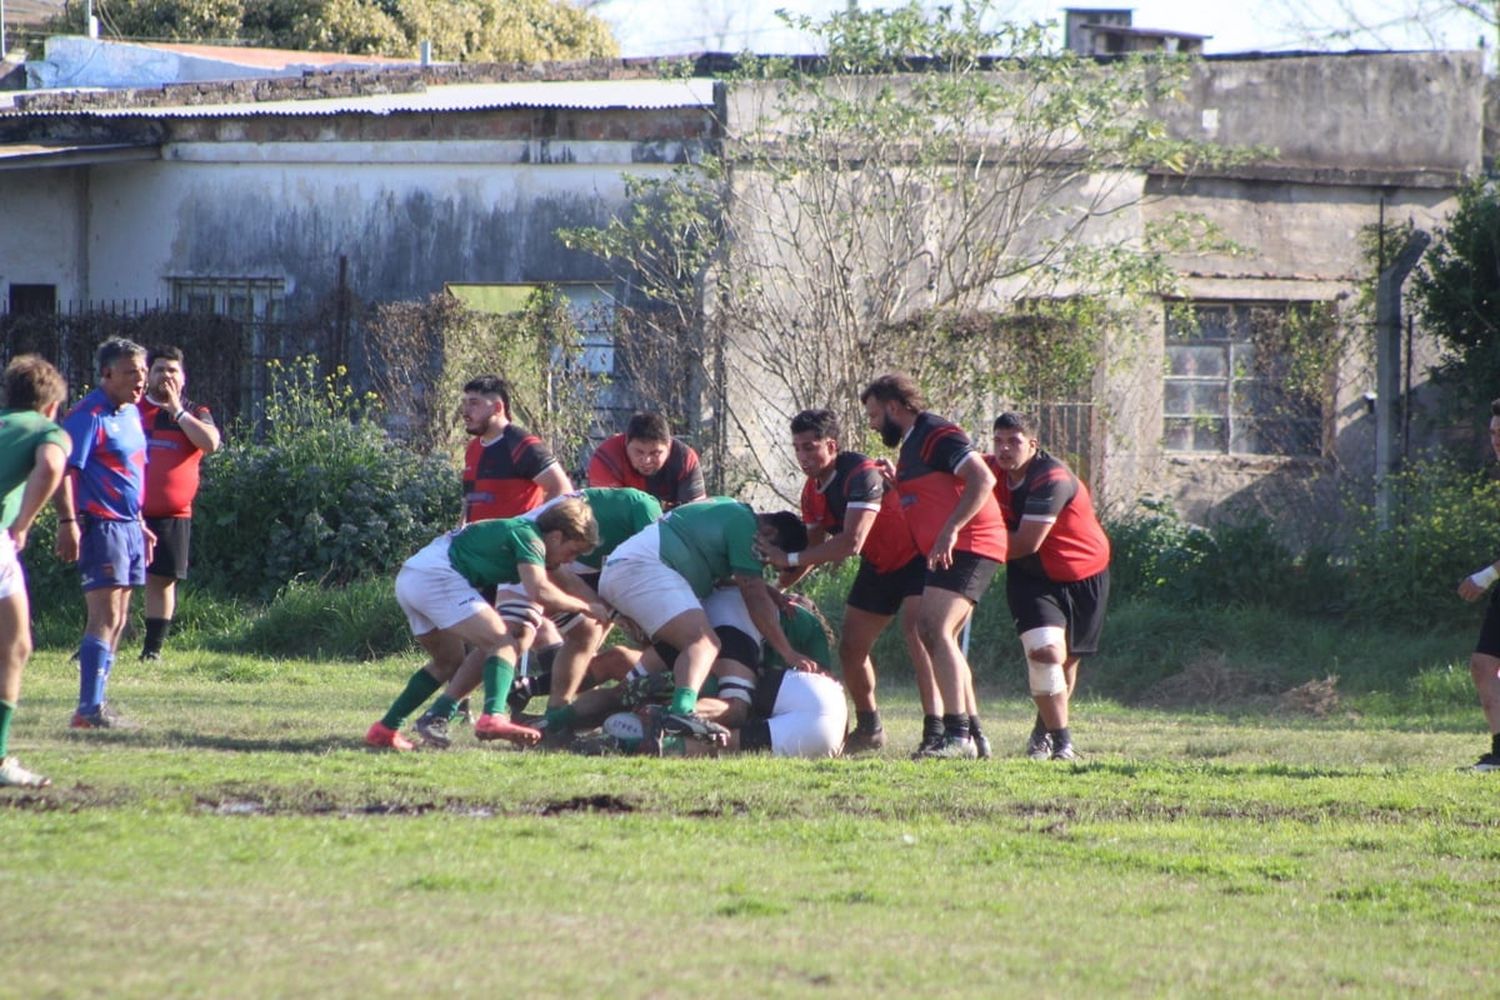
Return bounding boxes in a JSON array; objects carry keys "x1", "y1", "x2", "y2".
[
  {"x1": 62, "y1": 388, "x2": 147, "y2": 521},
  {"x1": 895, "y1": 412, "x2": 1006, "y2": 563}
]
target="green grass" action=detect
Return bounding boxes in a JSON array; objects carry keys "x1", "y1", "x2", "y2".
[{"x1": 5, "y1": 644, "x2": 1499, "y2": 997}]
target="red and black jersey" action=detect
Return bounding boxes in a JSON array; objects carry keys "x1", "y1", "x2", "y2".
[
  {"x1": 138, "y1": 396, "x2": 214, "y2": 518},
  {"x1": 800, "y1": 451, "x2": 917, "y2": 573},
  {"x1": 895, "y1": 412, "x2": 1007, "y2": 562},
  {"x1": 462, "y1": 424, "x2": 557, "y2": 523},
  {"x1": 587, "y1": 433, "x2": 706, "y2": 509},
  {"x1": 986, "y1": 450, "x2": 1110, "y2": 583}
]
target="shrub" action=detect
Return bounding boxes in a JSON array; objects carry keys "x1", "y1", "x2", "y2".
[
  {"x1": 233, "y1": 579, "x2": 414, "y2": 660},
  {"x1": 194, "y1": 357, "x2": 461, "y2": 600},
  {"x1": 1345, "y1": 457, "x2": 1500, "y2": 627}
]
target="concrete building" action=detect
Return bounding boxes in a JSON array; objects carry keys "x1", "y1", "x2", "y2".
[{"x1": 0, "y1": 50, "x2": 1488, "y2": 529}]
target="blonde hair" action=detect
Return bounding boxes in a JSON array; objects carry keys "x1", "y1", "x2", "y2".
[{"x1": 536, "y1": 496, "x2": 599, "y2": 547}]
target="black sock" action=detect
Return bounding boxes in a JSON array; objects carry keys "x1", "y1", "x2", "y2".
[
  {"x1": 1030, "y1": 713, "x2": 1047, "y2": 739},
  {"x1": 855, "y1": 709, "x2": 882, "y2": 733},
  {"x1": 1491, "y1": 732, "x2": 1499, "y2": 757},
  {"x1": 968, "y1": 714, "x2": 984, "y2": 738},
  {"x1": 143, "y1": 617, "x2": 171, "y2": 656},
  {"x1": 942, "y1": 713, "x2": 970, "y2": 741},
  {"x1": 922, "y1": 714, "x2": 944, "y2": 742},
  {"x1": 1048, "y1": 726, "x2": 1071, "y2": 747}
]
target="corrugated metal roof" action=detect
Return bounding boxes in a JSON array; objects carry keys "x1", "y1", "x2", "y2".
[
  {"x1": 0, "y1": 141, "x2": 159, "y2": 167},
  {"x1": 24, "y1": 79, "x2": 716, "y2": 119}
]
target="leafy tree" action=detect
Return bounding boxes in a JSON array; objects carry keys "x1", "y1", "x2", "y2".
[
  {"x1": 49, "y1": 0, "x2": 617, "y2": 59},
  {"x1": 565, "y1": 2, "x2": 1249, "y2": 490},
  {"x1": 1412, "y1": 178, "x2": 1500, "y2": 418}
]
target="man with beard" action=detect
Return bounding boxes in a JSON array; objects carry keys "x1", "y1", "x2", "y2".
[
  {"x1": 460, "y1": 375, "x2": 571, "y2": 524},
  {"x1": 136, "y1": 346, "x2": 221, "y2": 661},
  {"x1": 861, "y1": 374, "x2": 1006, "y2": 759}
]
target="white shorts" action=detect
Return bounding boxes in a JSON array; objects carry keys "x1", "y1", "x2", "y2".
[
  {"x1": 768, "y1": 672, "x2": 848, "y2": 759},
  {"x1": 394, "y1": 534, "x2": 491, "y2": 636},
  {"x1": 599, "y1": 524, "x2": 701, "y2": 638},
  {"x1": 0, "y1": 531, "x2": 22, "y2": 601},
  {"x1": 702, "y1": 586, "x2": 763, "y2": 644}
]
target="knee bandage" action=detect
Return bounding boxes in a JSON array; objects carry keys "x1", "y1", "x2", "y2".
[{"x1": 1020, "y1": 626, "x2": 1067, "y2": 696}]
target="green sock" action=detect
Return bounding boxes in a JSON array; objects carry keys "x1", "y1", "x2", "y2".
[
  {"x1": 670, "y1": 686, "x2": 698, "y2": 715},
  {"x1": 482, "y1": 656, "x2": 515, "y2": 716},
  {"x1": 543, "y1": 704, "x2": 578, "y2": 731},
  {"x1": 381, "y1": 668, "x2": 442, "y2": 730},
  {"x1": 430, "y1": 694, "x2": 460, "y2": 721},
  {"x1": 0, "y1": 699, "x2": 14, "y2": 758}
]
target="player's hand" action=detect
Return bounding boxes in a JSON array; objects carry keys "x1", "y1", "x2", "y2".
[
  {"x1": 927, "y1": 526, "x2": 958, "y2": 571},
  {"x1": 9, "y1": 526, "x2": 27, "y2": 553},
  {"x1": 54, "y1": 520, "x2": 80, "y2": 562},
  {"x1": 785, "y1": 653, "x2": 821, "y2": 673},
  {"x1": 753, "y1": 538, "x2": 791, "y2": 569},
  {"x1": 1459, "y1": 577, "x2": 1487, "y2": 602},
  {"x1": 158, "y1": 374, "x2": 183, "y2": 413},
  {"x1": 875, "y1": 458, "x2": 897, "y2": 482},
  {"x1": 142, "y1": 522, "x2": 157, "y2": 565},
  {"x1": 786, "y1": 592, "x2": 816, "y2": 612},
  {"x1": 586, "y1": 601, "x2": 612, "y2": 626}
]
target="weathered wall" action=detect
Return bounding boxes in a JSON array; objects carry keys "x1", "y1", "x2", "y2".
[{"x1": 0, "y1": 166, "x2": 87, "y2": 304}]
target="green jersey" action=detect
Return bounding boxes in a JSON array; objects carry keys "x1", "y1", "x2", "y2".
[
  {"x1": 763, "y1": 604, "x2": 833, "y2": 672},
  {"x1": 445, "y1": 517, "x2": 545, "y2": 590},
  {"x1": 657, "y1": 496, "x2": 764, "y2": 598},
  {"x1": 529, "y1": 488, "x2": 662, "y2": 571},
  {"x1": 0, "y1": 408, "x2": 68, "y2": 530}
]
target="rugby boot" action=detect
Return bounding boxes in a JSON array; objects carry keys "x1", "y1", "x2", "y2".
[
  {"x1": 364, "y1": 721, "x2": 414, "y2": 751},
  {"x1": 474, "y1": 714, "x2": 542, "y2": 746}
]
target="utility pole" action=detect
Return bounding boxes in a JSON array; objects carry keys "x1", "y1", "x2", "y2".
[{"x1": 1374, "y1": 227, "x2": 1430, "y2": 530}]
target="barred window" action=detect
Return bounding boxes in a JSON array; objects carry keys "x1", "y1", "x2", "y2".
[
  {"x1": 170, "y1": 278, "x2": 285, "y2": 322},
  {"x1": 1164, "y1": 301, "x2": 1330, "y2": 457}
]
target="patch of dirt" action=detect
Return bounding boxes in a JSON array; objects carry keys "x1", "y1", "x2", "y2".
[
  {"x1": 1134, "y1": 654, "x2": 1280, "y2": 709},
  {"x1": 538, "y1": 794, "x2": 636, "y2": 816}
]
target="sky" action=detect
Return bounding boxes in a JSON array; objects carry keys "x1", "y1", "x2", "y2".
[{"x1": 597, "y1": 1, "x2": 1494, "y2": 59}]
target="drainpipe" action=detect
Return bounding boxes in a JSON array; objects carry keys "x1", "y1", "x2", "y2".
[{"x1": 1374, "y1": 228, "x2": 1429, "y2": 530}]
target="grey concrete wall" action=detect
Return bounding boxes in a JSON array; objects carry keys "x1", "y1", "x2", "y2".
[
  {"x1": 1156, "y1": 52, "x2": 1484, "y2": 179},
  {"x1": 0, "y1": 166, "x2": 88, "y2": 304}
]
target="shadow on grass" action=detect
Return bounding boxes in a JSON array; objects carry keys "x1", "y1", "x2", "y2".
[{"x1": 63, "y1": 728, "x2": 359, "y2": 755}]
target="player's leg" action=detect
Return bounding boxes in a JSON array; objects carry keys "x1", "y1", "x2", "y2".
[
  {"x1": 839, "y1": 605, "x2": 891, "y2": 752},
  {"x1": 899, "y1": 594, "x2": 944, "y2": 754},
  {"x1": 443, "y1": 609, "x2": 539, "y2": 745},
  {"x1": 913, "y1": 586, "x2": 979, "y2": 758},
  {"x1": 141, "y1": 516, "x2": 188, "y2": 660},
  {"x1": 0, "y1": 560, "x2": 48, "y2": 787},
  {"x1": 369, "y1": 629, "x2": 466, "y2": 750}
]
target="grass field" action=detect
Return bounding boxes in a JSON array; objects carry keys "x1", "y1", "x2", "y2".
[{"x1": 5, "y1": 641, "x2": 1498, "y2": 998}]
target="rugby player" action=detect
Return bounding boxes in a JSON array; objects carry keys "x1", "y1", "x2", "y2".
[
  {"x1": 862, "y1": 374, "x2": 1006, "y2": 759},
  {"x1": 586, "y1": 411, "x2": 706, "y2": 509},
  {"x1": 757, "y1": 408, "x2": 928, "y2": 753},
  {"x1": 0, "y1": 356, "x2": 71, "y2": 786},
  {"x1": 597, "y1": 496, "x2": 817, "y2": 739},
  {"x1": 986, "y1": 412, "x2": 1111, "y2": 761},
  {"x1": 365, "y1": 497, "x2": 606, "y2": 750},
  {"x1": 1456, "y1": 397, "x2": 1500, "y2": 771}
]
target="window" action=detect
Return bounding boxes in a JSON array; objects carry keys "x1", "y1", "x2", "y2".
[
  {"x1": 445, "y1": 282, "x2": 616, "y2": 375},
  {"x1": 170, "y1": 278, "x2": 285, "y2": 322},
  {"x1": 8, "y1": 284, "x2": 57, "y2": 315},
  {"x1": 1164, "y1": 301, "x2": 1330, "y2": 456}
]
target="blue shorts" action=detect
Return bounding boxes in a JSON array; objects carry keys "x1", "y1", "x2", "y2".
[{"x1": 79, "y1": 517, "x2": 147, "y2": 591}]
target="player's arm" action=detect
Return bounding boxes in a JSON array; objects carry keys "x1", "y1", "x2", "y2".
[
  {"x1": 178, "y1": 407, "x2": 221, "y2": 454},
  {"x1": 1007, "y1": 517, "x2": 1056, "y2": 559},
  {"x1": 517, "y1": 562, "x2": 606, "y2": 622},
  {"x1": 733, "y1": 573, "x2": 818, "y2": 673},
  {"x1": 534, "y1": 463, "x2": 572, "y2": 501},
  {"x1": 774, "y1": 524, "x2": 827, "y2": 588},
  {"x1": 766, "y1": 509, "x2": 874, "y2": 571},
  {"x1": 10, "y1": 437, "x2": 70, "y2": 553},
  {"x1": 586, "y1": 450, "x2": 625, "y2": 488},
  {"x1": 677, "y1": 453, "x2": 707, "y2": 506},
  {"x1": 1459, "y1": 558, "x2": 1500, "y2": 601},
  {"x1": 929, "y1": 453, "x2": 997, "y2": 569}
]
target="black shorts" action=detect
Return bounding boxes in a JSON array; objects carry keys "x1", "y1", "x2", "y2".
[
  {"x1": 1476, "y1": 587, "x2": 1500, "y2": 657},
  {"x1": 1006, "y1": 567, "x2": 1110, "y2": 656},
  {"x1": 145, "y1": 516, "x2": 192, "y2": 579},
  {"x1": 924, "y1": 549, "x2": 1000, "y2": 604},
  {"x1": 845, "y1": 555, "x2": 926, "y2": 617}
]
